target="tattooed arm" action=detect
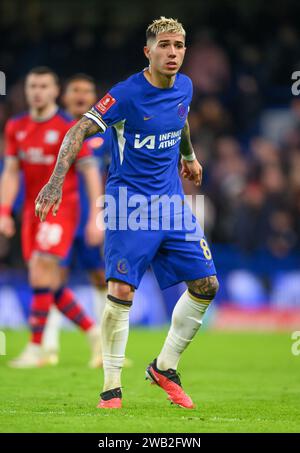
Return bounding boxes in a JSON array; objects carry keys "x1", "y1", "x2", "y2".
[
  {"x1": 180, "y1": 119, "x2": 202, "y2": 187},
  {"x1": 180, "y1": 119, "x2": 195, "y2": 161},
  {"x1": 35, "y1": 117, "x2": 101, "y2": 221}
]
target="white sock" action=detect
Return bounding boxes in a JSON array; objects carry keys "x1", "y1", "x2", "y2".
[
  {"x1": 101, "y1": 296, "x2": 131, "y2": 392},
  {"x1": 157, "y1": 289, "x2": 213, "y2": 371},
  {"x1": 42, "y1": 306, "x2": 62, "y2": 352}
]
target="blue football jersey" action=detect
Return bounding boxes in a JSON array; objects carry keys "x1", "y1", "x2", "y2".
[
  {"x1": 84, "y1": 70, "x2": 193, "y2": 205},
  {"x1": 83, "y1": 71, "x2": 217, "y2": 289}
]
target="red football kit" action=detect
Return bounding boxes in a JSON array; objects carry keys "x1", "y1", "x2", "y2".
[{"x1": 4, "y1": 108, "x2": 91, "y2": 260}]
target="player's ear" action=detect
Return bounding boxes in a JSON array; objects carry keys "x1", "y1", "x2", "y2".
[
  {"x1": 54, "y1": 84, "x2": 60, "y2": 99},
  {"x1": 143, "y1": 46, "x2": 150, "y2": 61}
]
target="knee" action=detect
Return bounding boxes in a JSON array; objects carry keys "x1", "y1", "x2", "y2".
[
  {"x1": 29, "y1": 253, "x2": 58, "y2": 288},
  {"x1": 208, "y1": 276, "x2": 219, "y2": 297},
  {"x1": 108, "y1": 279, "x2": 134, "y2": 302},
  {"x1": 29, "y1": 255, "x2": 45, "y2": 286},
  {"x1": 187, "y1": 275, "x2": 219, "y2": 298}
]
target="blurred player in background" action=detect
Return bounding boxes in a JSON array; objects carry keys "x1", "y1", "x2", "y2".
[
  {"x1": 36, "y1": 17, "x2": 219, "y2": 409},
  {"x1": 42, "y1": 74, "x2": 111, "y2": 367},
  {"x1": 0, "y1": 67, "x2": 102, "y2": 368}
]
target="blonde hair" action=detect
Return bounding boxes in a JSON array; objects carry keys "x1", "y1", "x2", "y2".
[{"x1": 146, "y1": 17, "x2": 186, "y2": 42}]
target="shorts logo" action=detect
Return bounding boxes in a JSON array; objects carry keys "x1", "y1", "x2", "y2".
[
  {"x1": 95, "y1": 93, "x2": 116, "y2": 114},
  {"x1": 177, "y1": 103, "x2": 187, "y2": 119},
  {"x1": 117, "y1": 259, "x2": 129, "y2": 274}
]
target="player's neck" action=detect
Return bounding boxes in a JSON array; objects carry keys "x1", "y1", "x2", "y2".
[
  {"x1": 144, "y1": 68, "x2": 176, "y2": 89},
  {"x1": 30, "y1": 103, "x2": 58, "y2": 122}
]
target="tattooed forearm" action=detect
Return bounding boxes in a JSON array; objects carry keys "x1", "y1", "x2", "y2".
[
  {"x1": 186, "y1": 276, "x2": 219, "y2": 297},
  {"x1": 34, "y1": 116, "x2": 101, "y2": 221},
  {"x1": 49, "y1": 117, "x2": 100, "y2": 188},
  {"x1": 180, "y1": 120, "x2": 195, "y2": 160}
]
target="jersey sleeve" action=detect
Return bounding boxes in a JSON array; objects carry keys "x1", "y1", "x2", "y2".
[
  {"x1": 4, "y1": 119, "x2": 18, "y2": 158},
  {"x1": 83, "y1": 81, "x2": 127, "y2": 132}
]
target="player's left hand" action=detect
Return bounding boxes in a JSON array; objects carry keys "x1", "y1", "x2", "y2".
[
  {"x1": 180, "y1": 158, "x2": 202, "y2": 187},
  {"x1": 35, "y1": 182, "x2": 62, "y2": 222},
  {"x1": 85, "y1": 217, "x2": 104, "y2": 246}
]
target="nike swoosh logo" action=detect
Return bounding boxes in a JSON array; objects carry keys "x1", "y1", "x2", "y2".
[{"x1": 143, "y1": 116, "x2": 154, "y2": 121}]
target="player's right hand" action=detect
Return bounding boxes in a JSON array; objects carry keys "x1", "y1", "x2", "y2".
[
  {"x1": 35, "y1": 182, "x2": 62, "y2": 222},
  {"x1": 0, "y1": 215, "x2": 16, "y2": 238},
  {"x1": 180, "y1": 158, "x2": 203, "y2": 187}
]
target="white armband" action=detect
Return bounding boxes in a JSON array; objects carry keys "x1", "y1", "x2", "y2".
[
  {"x1": 83, "y1": 108, "x2": 107, "y2": 132},
  {"x1": 181, "y1": 152, "x2": 196, "y2": 161}
]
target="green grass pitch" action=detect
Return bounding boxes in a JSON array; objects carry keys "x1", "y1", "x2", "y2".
[{"x1": 0, "y1": 329, "x2": 299, "y2": 433}]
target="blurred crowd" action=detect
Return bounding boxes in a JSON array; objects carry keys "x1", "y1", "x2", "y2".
[
  {"x1": 1, "y1": 0, "x2": 300, "y2": 270},
  {"x1": 184, "y1": 93, "x2": 300, "y2": 258},
  {"x1": 182, "y1": 29, "x2": 300, "y2": 258}
]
